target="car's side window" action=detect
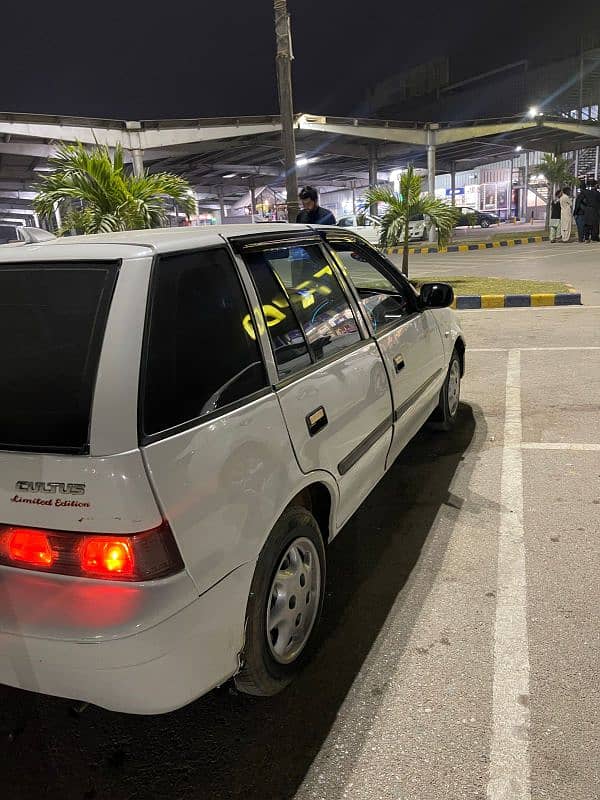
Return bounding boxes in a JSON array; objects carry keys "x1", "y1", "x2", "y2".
[
  {"x1": 243, "y1": 251, "x2": 313, "y2": 379},
  {"x1": 327, "y1": 239, "x2": 415, "y2": 332},
  {"x1": 142, "y1": 248, "x2": 268, "y2": 438},
  {"x1": 244, "y1": 243, "x2": 362, "y2": 378}
]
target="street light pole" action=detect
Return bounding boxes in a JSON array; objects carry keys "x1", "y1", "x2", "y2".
[{"x1": 274, "y1": 0, "x2": 299, "y2": 222}]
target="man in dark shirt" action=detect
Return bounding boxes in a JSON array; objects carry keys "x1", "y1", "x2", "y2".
[
  {"x1": 550, "y1": 189, "x2": 562, "y2": 242},
  {"x1": 296, "y1": 186, "x2": 337, "y2": 225},
  {"x1": 581, "y1": 180, "x2": 600, "y2": 242}
]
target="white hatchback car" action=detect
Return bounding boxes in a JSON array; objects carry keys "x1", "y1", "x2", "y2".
[
  {"x1": 337, "y1": 213, "x2": 428, "y2": 243},
  {"x1": 0, "y1": 224, "x2": 464, "y2": 714}
]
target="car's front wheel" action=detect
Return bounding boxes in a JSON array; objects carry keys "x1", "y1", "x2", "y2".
[
  {"x1": 235, "y1": 506, "x2": 326, "y2": 696},
  {"x1": 480, "y1": 219, "x2": 490, "y2": 228}
]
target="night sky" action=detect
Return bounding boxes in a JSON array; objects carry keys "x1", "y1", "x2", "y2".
[{"x1": 0, "y1": 1, "x2": 595, "y2": 120}]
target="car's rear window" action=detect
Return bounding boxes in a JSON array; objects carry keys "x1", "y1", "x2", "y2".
[{"x1": 0, "y1": 261, "x2": 119, "y2": 453}]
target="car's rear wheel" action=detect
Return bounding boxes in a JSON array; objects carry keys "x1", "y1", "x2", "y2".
[
  {"x1": 431, "y1": 349, "x2": 462, "y2": 431},
  {"x1": 235, "y1": 506, "x2": 326, "y2": 696}
]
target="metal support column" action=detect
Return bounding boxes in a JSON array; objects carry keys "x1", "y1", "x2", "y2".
[
  {"x1": 249, "y1": 178, "x2": 256, "y2": 224},
  {"x1": 595, "y1": 146, "x2": 599, "y2": 180},
  {"x1": 427, "y1": 129, "x2": 437, "y2": 242},
  {"x1": 368, "y1": 146, "x2": 379, "y2": 216},
  {"x1": 450, "y1": 161, "x2": 456, "y2": 206},
  {"x1": 131, "y1": 149, "x2": 145, "y2": 178},
  {"x1": 274, "y1": 0, "x2": 299, "y2": 222},
  {"x1": 126, "y1": 122, "x2": 145, "y2": 178},
  {"x1": 218, "y1": 186, "x2": 226, "y2": 223},
  {"x1": 522, "y1": 151, "x2": 529, "y2": 220},
  {"x1": 53, "y1": 202, "x2": 62, "y2": 231}
]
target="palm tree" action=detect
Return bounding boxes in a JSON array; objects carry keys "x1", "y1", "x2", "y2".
[
  {"x1": 364, "y1": 166, "x2": 460, "y2": 276},
  {"x1": 537, "y1": 154, "x2": 577, "y2": 228},
  {"x1": 34, "y1": 142, "x2": 197, "y2": 234}
]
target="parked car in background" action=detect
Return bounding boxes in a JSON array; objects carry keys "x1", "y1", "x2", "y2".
[
  {"x1": 337, "y1": 212, "x2": 428, "y2": 243},
  {"x1": 336, "y1": 213, "x2": 380, "y2": 243},
  {"x1": 0, "y1": 224, "x2": 19, "y2": 244},
  {"x1": 0, "y1": 224, "x2": 464, "y2": 714},
  {"x1": 455, "y1": 207, "x2": 500, "y2": 228}
]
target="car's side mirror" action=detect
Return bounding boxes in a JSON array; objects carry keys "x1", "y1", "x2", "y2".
[{"x1": 420, "y1": 282, "x2": 454, "y2": 308}]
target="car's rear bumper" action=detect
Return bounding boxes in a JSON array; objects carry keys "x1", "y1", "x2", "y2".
[{"x1": 0, "y1": 561, "x2": 254, "y2": 714}]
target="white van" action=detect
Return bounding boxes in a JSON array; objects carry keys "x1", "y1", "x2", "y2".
[{"x1": 0, "y1": 224, "x2": 464, "y2": 714}]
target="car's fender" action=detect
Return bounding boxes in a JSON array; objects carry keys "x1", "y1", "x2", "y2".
[{"x1": 431, "y1": 308, "x2": 466, "y2": 364}]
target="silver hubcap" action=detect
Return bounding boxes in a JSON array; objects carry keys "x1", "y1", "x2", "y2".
[
  {"x1": 447, "y1": 359, "x2": 461, "y2": 416},
  {"x1": 266, "y1": 537, "x2": 321, "y2": 665}
]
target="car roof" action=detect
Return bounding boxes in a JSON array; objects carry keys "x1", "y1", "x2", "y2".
[{"x1": 0, "y1": 224, "x2": 316, "y2": 262}]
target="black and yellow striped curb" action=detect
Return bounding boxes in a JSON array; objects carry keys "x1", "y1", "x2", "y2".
[
  {"x1": 451, "y1": 292, "x2": 581, "y2": 310},
  {"x1": 385, "y1": 234, "x2": 549, "y2": 256}
]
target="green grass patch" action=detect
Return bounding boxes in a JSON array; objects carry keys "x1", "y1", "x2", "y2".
[{"x1": 411, "y1": 276, "x2": 572, "y2": 296}]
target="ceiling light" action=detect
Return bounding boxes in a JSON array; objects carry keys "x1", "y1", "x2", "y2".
[
  {"x1": 223, "y1": 173, "x2": 237, "y2": 178},
  {"x1": 515, "y1": 145, "x2": 523, "y2": 152},
  {"x1": 528, "y1": 106, "x2": 539, "y2": 118},
  {"x1": 296, "y1": 157, "x2": 309, "y2": 168}
]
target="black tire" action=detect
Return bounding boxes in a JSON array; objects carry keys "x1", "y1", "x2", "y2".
[
  {"x1": 431, "y1": 349, "x2": 462, "y2": 431},
  {"x1": 235, "y1": 506, "x2": 326, "y2": 697},
  {"x1": 480, "y1": 219, "x2": 490, "y2": 228}
]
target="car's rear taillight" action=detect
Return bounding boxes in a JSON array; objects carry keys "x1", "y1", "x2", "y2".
[
  {"x1": 9, "y1": 529, "x2": 55, "y2": 567},
  {"x1": 0, "y1": 522, "x2": 183, "y2": 581}
]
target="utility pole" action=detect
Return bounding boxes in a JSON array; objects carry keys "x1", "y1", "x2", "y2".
[
  {"x1": 274, "y1": 0, "x2": 299, "y2": 222},
  {"x1": 579, "y1": 35, "x2": 584, "y2": 118}
]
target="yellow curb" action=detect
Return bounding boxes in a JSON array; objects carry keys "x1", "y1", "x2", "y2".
[
  {"x1": 531, "y1": 293, "x2": 556, "y2": 306},
  {"x1": 493, "y1": 241, "x2": 501, "y2": 247},
  {"x1": 481, "y1": 294, "x2": 506, "y2": 309},
  {"x1": 478, "y1": 242, "x2": 486, "y2": 250},
  {"x1": 458, "y1": 244, "x2": 468, "y2": 252}
]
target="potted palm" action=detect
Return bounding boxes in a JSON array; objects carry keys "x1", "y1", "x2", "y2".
[
  {"x1": 364, "y1": 166, "x2": 460, "y2": 277},
  {"x1": 34, "y1": 142, "x2": 197, "y2": 233}
]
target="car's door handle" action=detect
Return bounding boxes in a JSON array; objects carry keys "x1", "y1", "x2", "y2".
[
  {"x1": 306, "y1": 406, "x2": 328, "y2": 436},
  {"x1": 393, "y1": 354, "x2": 405, "y2": 373}
]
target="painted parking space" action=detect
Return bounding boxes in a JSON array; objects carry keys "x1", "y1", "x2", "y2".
[
  {"x1": 1, "y1": 309, "x2": 598, "y2": 800},
  {"x1": 520, "y1": 349, "x2": 600, "y2": 444}
]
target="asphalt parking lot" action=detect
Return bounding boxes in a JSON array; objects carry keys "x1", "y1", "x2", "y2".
[
  {"x1": 1, "y1": 275, "x2": 599, "y2": 799},
  {"x1": 390, "y1": 239, "x2": 600, "y2": 305}
]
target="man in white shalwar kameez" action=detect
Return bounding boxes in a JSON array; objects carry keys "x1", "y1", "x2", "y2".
[{"x1": 560, "y1": 187, "x2": 573, "y2": 242}]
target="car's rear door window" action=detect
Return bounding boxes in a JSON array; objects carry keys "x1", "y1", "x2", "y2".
[
  {"x1": 141, "y1": 248, "x2": 268, "y2": 438},
  {"x1": 0, "y1": 261, "x2": 119, "y2": 453},
  {"x1": 244, "y1": 243, "x2": 362, "y2": 377}
]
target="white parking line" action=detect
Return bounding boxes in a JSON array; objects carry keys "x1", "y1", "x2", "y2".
[
  {"x1": 488, "y1": 349, "x2": 531, "y2": 800},
  {"x1": 471, "y1": 346, "x2": 600, "y2": 352},
  {"x1": 458, "y1": 307, "x2": 600, "y2": 313},
  {"x1": 521, "y1": 442, "x2": 600, "y2": 451}
]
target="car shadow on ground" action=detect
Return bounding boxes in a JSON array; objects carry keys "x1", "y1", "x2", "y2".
[{"x1": 1, "y1": 404, "x2": 481, "y2": 800}]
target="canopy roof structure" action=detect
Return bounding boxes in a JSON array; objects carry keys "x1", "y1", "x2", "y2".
[{"x1": 1, "y1": 110, "x2": 599, "y2": 221}]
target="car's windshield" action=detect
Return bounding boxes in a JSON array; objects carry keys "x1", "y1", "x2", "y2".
[{"x1": 0, "y1": 261, "x2": 118, "y2": 453}]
